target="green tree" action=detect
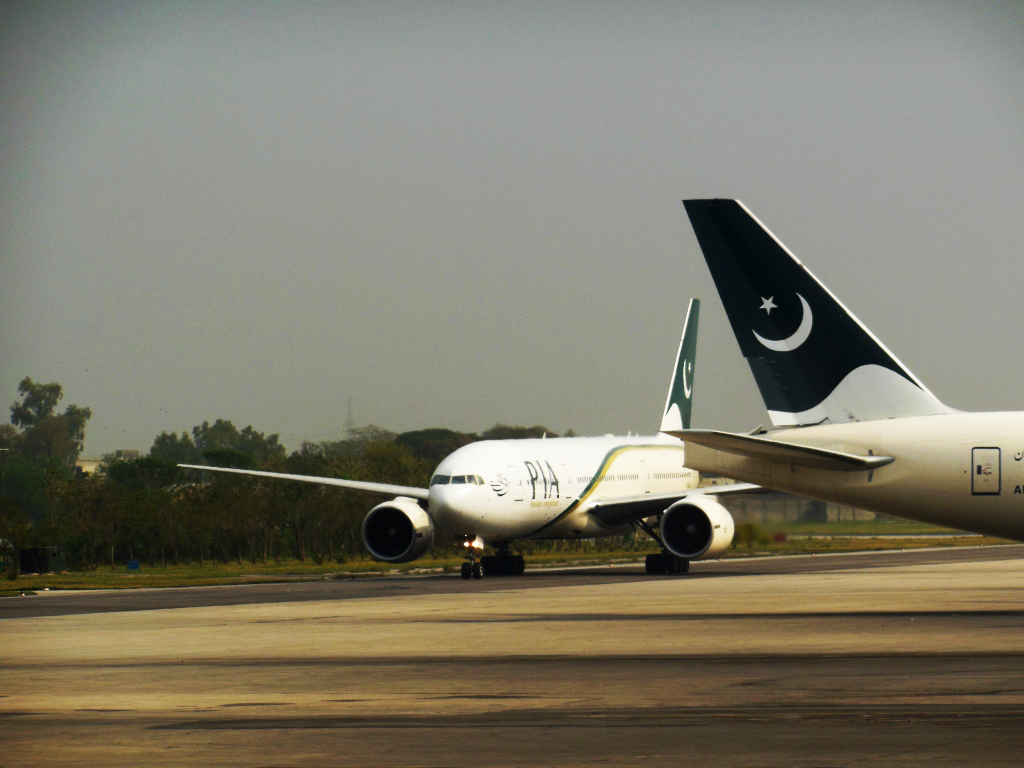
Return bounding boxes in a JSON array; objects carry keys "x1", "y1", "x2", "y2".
[
  {"x1": 348, "y1": 441, "x2": 432, "y2": 487},
  {"x1": 395, "y1": 428, "x2": 478, "y2": 465},
  {"x1": 0, "y1": 497, "x2": 30, "y2": 574},
  {"x1": 41, "y1": 466, "x2": 73, "y2": 548},
  {"x1": 179, "y1": 484, "x2": 215, "y2": 567},
  {"x1": 191, "y1": 419, "x2": 286, "y2": 462},
  {"x1": 9, "y1": 378, "x2": 91, "y2": 465},
  {"x1": 0, "y1": 423, "x2": 20, "y2": 504},
  {"x1": 150, "y1": 431, "x2": 202, "y2": 464},
  {"x1": 61, "y1": 473, "x2": 110, "y2": 570},
  {"x1": 301, "y1": 425, "x2": 398, "y2": 459},
  {"x1": 103, "y1": 457, "x2": 182, "y2": 567},
  {"x1": 94, "y1": 481, "x2": 125, "y2": 570},
  {"x1": 200, "y1": 448, "x2": 256, "y2": 470},
  {"x1": 481, "y1": 424, "x2": 556, "y2": 440},
  {"x1": 9, "y1": 378, "x2": 63, "y2": 428},
  {"x1": 105, "y1": 456, "x2": 183, "y2": 490}
]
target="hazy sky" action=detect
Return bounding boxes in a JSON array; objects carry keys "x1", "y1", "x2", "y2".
[{"x1": 3, "y1": 1, "x2": 1023, "y2": 457}]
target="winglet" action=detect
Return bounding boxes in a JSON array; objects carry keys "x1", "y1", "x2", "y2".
[{"x1": 660, "y1": 298, "x2": 699, "y2": 432}]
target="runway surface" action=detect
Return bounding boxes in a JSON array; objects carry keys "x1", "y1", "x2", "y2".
[
  {"x1": 4, "y1": 545, "x2": 1024, "y2": 766},
  {"x1": 4, "y1": 544, "x2": 1022, "y2": 620}
]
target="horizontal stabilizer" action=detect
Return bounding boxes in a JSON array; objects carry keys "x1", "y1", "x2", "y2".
[
  {"x1": 177, "y1": 464, "x2": 430, "y2": 501},
  {"x1": 665, "y1": 430, "x2": 894, "y2": 472}
]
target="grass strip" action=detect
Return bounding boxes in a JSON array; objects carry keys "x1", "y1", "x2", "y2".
[{"x1": 2, "y1": 533, "x2": 1014, "y2": 596}]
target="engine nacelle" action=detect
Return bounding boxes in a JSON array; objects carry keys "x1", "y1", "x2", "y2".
[
  {"x1": 361, "y1": 497, "x2": 435, "y2": 563},
  {"x1": 660, "y1": 496, "x2": 734, "y2": 560}
]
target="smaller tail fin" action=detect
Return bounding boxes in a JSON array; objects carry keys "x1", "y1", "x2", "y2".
[{"x1": 659, "y1": 298, "x2": 699, "y2": 432}]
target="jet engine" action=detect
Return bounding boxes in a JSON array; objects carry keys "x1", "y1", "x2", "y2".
[
  {"x1": 361, "y1": 497, "x2": 435, "y2": 563},
  {"x1": 660, "y1": 496, "x2": 734, "y2": 560}
]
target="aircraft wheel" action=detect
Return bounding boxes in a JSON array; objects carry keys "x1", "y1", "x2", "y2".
[
  {"x1": 515, "y1": 555, "x2": 525, "y2": 575},
  {"x1": 645, "y1": 553, "x2": 666, "y2": 575},
  {"x1": 676, "y1": 558, "x2": 690, "y2": 574},
  {"x1": 480, "y1": 555, "x2": 496, "y2": 576},
  {"x1": 461, "y1": 562, "x2": 472, "y2": 580},
  {"x1": 472, "y1": 563, "x2": 483, "y2": 579}
]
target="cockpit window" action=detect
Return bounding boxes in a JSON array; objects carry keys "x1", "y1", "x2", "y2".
[
  {"x1": 430, "y1": 475, "x2": 450, "y2": 486},
  {"x1": 445, "y1": 474, "x2": 485, "y2": 485}
]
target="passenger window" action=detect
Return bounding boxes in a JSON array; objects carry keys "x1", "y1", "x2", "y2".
[{"x1": 430, "y1": 475, "x2": 450, "y2": 486}]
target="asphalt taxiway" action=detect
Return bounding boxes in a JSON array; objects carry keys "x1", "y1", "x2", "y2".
[{"x1": 4, "y1": 545, "x2": 1024, "y2": 766}]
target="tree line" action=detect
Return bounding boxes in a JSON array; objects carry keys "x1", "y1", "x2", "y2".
[{"x1": 1, "y1": 377, "x2": 580, "y2": 572}]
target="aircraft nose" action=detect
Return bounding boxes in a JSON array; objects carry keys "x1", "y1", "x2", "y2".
[{"x1": 430, "y1": 484, "x2": 482, "y2": 529}]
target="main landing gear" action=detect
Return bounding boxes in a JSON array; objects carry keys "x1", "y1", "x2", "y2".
[
  {"x1": 644, "y1": 551, "x2": 690, "y2": 575},
  {"x1": 481, "y1": 544, "x2": 525, "y2": 577},
  {"x1": 636, "y1": 518, "x2": 690, "y2": 576}
]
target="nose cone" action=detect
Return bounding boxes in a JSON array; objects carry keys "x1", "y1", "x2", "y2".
[{"x1": 430, "y1": 482, "x2": 484, "y2": 535}]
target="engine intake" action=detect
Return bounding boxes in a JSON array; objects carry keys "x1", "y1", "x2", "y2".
[
  {"x1": 660, "y1": 496, "x2": 734, "y2": 560},
  {"x1": 362, "y1": 497, "x2": 435, "y2": 563}
]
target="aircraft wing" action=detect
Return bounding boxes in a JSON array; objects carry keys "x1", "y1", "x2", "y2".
[
  {"x1": 177, "y1": 464, "x2": 430, "y2": 501},
  {"x1": 664, "y1": 429, "x2": 895, "y2": 472},
  {"x1": 585, "y1": 483, "x2": 761, "y2": 528}
]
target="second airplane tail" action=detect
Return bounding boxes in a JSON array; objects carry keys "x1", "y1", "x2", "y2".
[
  {"x1": 682, "y1": 199, "x2": 953, "y2": 427},
  {"x1": 659, "y1": 298, "x2": 699, "y2": 432}
]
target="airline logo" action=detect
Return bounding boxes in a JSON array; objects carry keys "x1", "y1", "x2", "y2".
[
  {"x1": 752, "y1": 292, "x2": 814, "y2": 353},
  {"x1": 489, "y1": 461, "x2": 561, "y2": 499},
  {"x1": 490, "y1": 473, "x2": 511, "y2": 496}
]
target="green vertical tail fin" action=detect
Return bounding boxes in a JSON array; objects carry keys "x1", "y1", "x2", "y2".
[
  {"x1": 682, "y1": 199, "x2": 951, "y2": 426},
  {"x1": 659, "y1": 298, "x2": 699, "y2": 433}
]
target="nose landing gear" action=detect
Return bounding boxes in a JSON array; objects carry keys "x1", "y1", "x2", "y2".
[
  {"x1": 460, "y1": 559, "x2": 482, "y2": 580},
  {"x1": 458, "y1": 539, "x2": 525, "y2": 579},
  {"x1": 459, "y1": 535, "x2": 485, "y2": 580}
]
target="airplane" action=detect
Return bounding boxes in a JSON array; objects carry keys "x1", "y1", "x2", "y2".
[
  {"x1": 181, "y1": 299, "x2": 756, "y2": 578},
  {"x1": 674, "y1": 198, "x2": 1024, "y2": 543}
]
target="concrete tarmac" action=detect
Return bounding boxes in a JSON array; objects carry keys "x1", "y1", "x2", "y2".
[{"x1": 4, "y1": 546, "x2": 1024, "y2": 766}]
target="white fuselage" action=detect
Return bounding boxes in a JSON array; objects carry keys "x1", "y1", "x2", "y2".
[
  {"x1": 427, "y1": 435, "x2": 697, "y2": 541},
  {"x1": 685, "y1": 411, "x2": 1024, "y2": 540}
]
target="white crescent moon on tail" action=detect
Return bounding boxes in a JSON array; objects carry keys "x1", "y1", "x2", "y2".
[
  {"x1": 682, "y1": 360, "x2": 693, "y2": 398},
  {"x1": 753, "y1": 293, "x2": 813, "y2": 352}
]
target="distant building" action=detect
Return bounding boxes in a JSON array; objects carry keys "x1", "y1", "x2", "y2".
[
  {"x1": 75, "y1": 458, "x2": 103, "y2": 475},
  {"x1": 75, "y1": 449, "x2": 140, "y2": 476}
]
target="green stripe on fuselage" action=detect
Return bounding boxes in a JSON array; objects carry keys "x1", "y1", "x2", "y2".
[{"x1": 521, "y1": 442, "x2": 684, "y2": 538}]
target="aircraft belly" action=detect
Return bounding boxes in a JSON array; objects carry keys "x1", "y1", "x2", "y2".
[
  {"x1": 528, "y1": 509, "x2": 630, "y2": 540},
  {"x1": 470, "y1": 503, "x2": 564, "y2": 540}
]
